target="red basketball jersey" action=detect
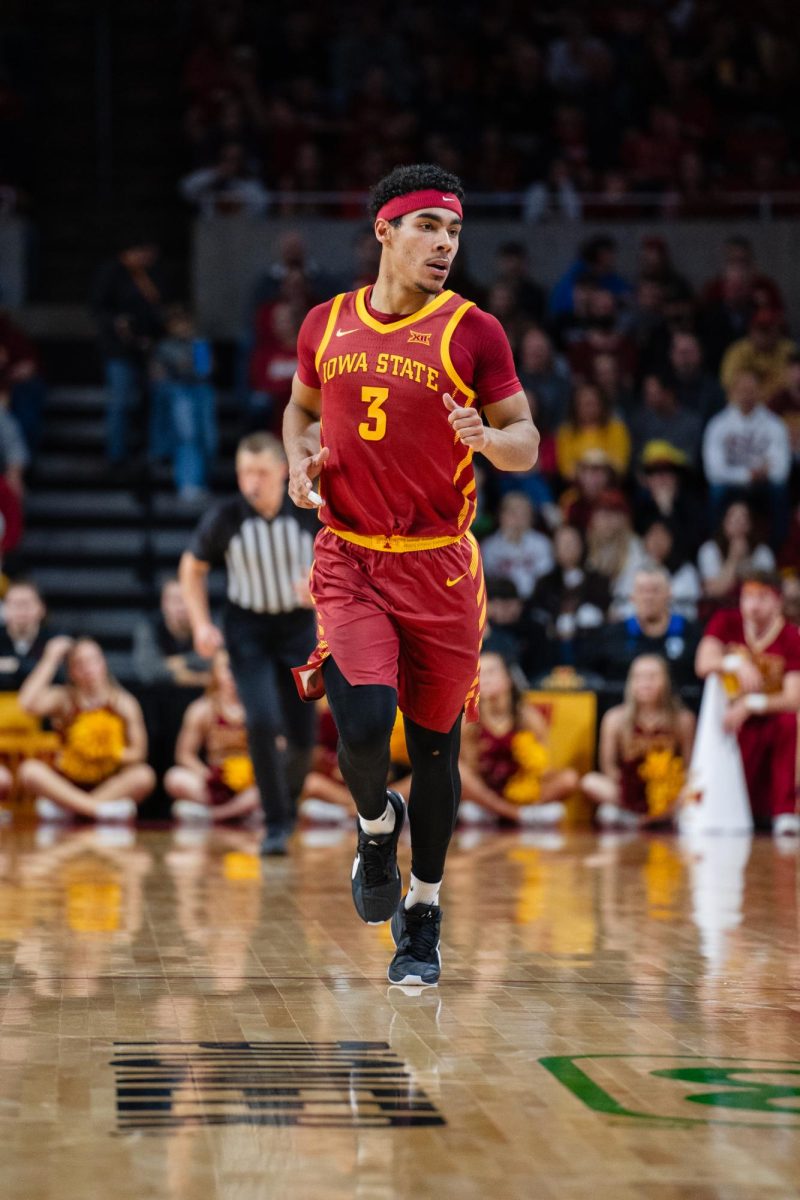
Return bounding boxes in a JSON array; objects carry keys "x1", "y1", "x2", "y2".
[
  {"x1": 297, "y1": 286, "x2": 517, "y2": 539},
  {"x1": 705, "y1": 608, "x2": 800, "y2": 692}
]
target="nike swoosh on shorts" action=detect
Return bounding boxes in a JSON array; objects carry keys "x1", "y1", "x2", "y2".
[{"x1": 445, "y1": 572, "x2": 468, "y2": 587}]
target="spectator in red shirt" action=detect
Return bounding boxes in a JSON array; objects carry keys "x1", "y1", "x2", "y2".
[{"x1": 248, "y1": 301, "x2": 301, "y2": 434}]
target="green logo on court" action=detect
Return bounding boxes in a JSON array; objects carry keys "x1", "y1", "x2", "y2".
[{"x1": 540, "y1": 1055, "x2": 800, "y2": 1128}]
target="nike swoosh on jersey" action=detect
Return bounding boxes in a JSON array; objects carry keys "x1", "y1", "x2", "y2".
[
  {"x1": 445, "y1": 572, "x2": 468, "y2": 587},
  {"x1": 335, "y1": 328, "x2": 359, "y2": 337}
]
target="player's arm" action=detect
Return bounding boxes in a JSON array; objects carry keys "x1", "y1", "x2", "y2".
[
  {"x1": 442, "y1": 309, "x2": 538, "y2": 471},
  {"x1": 283, "y1": 376, "x2": 329, "y2": 508},
  {"x1": 444, "y1": 389, "x2": 539, "y2": 472},
  {"x1": 695, "y1": 634, "x2": 763, "y2": 693}
]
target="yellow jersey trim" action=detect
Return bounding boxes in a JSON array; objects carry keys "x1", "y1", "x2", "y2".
[
  {"x1": 314, "y1": 293, "x2": 347, "y2": 374},
  {"x1": 354, "y1": 286, "x2": 455, "y2": 334},
  {"x1": 441, "y1": 300, "x2": 477, "y2": 400},
  {"x1": 327, "y1": 527, "x2": 464, "y2": 554}
]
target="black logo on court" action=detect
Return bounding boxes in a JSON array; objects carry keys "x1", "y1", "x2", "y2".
[{"x1": 112, "y1": 1041, "x2": 445, "y2": 1131}]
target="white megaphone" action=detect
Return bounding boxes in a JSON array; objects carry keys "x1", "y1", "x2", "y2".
[{"x1": 678, "y1": 673, "x2": 753, "y2": 834}]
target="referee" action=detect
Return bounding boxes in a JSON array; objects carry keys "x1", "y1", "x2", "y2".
[{"x1": 179, "y1": 432, "x2": 317, "y2": 854}]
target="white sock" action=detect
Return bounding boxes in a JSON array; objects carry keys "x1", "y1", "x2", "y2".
[
  {"x1": 359, "y1": 801, "x2": 396, "y2": 838},
  {"x1": 405, "y1": 873, "x2": 441, "y2": 909}
]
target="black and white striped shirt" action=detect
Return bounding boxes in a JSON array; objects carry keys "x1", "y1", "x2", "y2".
[{"x1": 189, "y1": 494, "x2": 316, "y2": 615}]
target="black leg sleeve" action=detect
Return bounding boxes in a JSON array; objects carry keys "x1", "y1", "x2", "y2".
[
  {"x1": 404, "y1": 714, "x2": 462, "y2": 884},
  {"x1": 322, "y1": 656, "x2": 397, "y2": 821}
]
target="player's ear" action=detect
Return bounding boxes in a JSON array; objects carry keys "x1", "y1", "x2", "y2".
[{"x1": 374, "y1": 217, "x2": 392, "y2": 246}]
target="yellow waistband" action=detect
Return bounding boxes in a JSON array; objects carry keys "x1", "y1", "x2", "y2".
[{"x1": 326, "y1": 527, "x2": 464, "y2": 553}]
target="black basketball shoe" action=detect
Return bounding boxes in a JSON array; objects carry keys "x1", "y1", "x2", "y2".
[
  {"x1": 351, "y1": 789, "x2": 406, "y2": 924},
  {"x1": 387, "y1": 899, "x2": 442, "y2": 986}
]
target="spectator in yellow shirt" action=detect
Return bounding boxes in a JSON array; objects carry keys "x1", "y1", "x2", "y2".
[
  {"x1": 556, "y1": 381, "x2": 631, "y2": 481},
  {"x1": 720, "y1": 309, "x2": 797, "y2": 401}
]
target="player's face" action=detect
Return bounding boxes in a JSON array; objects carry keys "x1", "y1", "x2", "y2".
[
  {"x1": 741, "y1": 583, "x2": 781, "y2": 630},
  {"x1": 380, "y1": 208, "x2": 461, "y2": 294},
  {"x1": 237, "y1": 450, "x2": 287, "y2": 513}
]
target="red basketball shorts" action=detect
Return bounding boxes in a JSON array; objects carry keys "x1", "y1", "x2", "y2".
[{"x1": 292, "y1": 527, "x2": 486, "y2": 733}]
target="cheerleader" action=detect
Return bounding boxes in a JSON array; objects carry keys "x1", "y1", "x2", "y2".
[
  {"x1": 18, "y1": 636, "x2": 155, "y2": 821},
  {"x1": 165, "y1": 649, "x2": 261, "y2": 824},
  {"x1": 459, "y1": 650, "x2": 579, "y2": 824},
  {"x1": 580, "y1": 654, "x2": 695, "y2": 827}
]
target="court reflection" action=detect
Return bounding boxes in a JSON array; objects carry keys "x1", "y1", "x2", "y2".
[
  {"x1": 1, "y1": 826, "x2": 152, "y2": 998},
  {"x1": 164, "y1": 826, "x2": 263, "y2": 994},
  {"x1": 681, "y1": 831, "x2": 752, "y2": 970}
]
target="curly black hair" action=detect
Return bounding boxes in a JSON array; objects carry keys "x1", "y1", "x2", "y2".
[{"x1": 368, "y1": 163, "x2": 465, "y2": 223}]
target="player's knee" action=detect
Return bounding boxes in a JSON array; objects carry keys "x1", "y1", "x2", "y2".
[{"x1": 334, "y1": 695, "x2": 396, "y2": 758}]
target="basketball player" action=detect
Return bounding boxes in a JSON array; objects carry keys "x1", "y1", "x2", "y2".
[
  {"x1": 695, "y1": 569, "x2": 800, "y2": 835},
  {"x1": 283, "y1": 164, "x2": 538, "y2": 984}
]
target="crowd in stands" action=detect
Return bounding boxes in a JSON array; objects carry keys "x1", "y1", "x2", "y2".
[
  {"x1": 89, "y1": 237, "x2": 219, "y2": 501},
  {"x1": 2, "y1": 215, "x2": 800, "y2": 833},
  {"x1": 178, "y1": 0, "x2": 800, "y2": 216}
]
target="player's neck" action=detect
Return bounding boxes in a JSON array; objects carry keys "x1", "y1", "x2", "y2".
[{"x1": 370, "y1": 272, "x2": 443, "y2": 317}]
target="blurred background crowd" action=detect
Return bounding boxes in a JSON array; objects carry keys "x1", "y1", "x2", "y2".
[{"x1": 2, "y1": 0, "x2": 800, "y2": 827}]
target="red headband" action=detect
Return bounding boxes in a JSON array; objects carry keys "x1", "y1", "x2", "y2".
[{"x1": 376, "y1": 189, "x2": 463, "y2": 223}]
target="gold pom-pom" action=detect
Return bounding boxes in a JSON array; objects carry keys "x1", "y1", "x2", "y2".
[
  {"x1": 58, "y1": 710, "x2": 126, "y2": 784},
  {"x1": 503, "y1": 731, "x2": 550, "y2": 805},
  {"x1": 221, "y1": 755, "x2": 255, "y2": 793},
  {"x1": 638, "y1": 749, "x2": 685, "y2": 818}
]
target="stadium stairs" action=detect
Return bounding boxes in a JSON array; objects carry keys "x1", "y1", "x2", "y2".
[{"x1": 18, "y1": 384, "x2": 237, "y2": 682}]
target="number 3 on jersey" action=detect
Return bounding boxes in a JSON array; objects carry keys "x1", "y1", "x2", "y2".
[{"x1": 359, "y1": 386, "x2": 389, "y2": 441}]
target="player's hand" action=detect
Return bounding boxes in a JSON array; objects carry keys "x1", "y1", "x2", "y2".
[
  {"x1": 736, "y1": 658, "x2": 764, "y2": 694},
  {"x1": 443, "y1": 393, "x2": 489, "y2": 452},
  {"x1": 723, "y1": 698, "x2": 750, "y2": 735},
  {"x1": 289, "y1": 446, "x2": 329, "y2": 508},
  {"x1": 193, "y1": 621, "x2": 223, "y2": 659}
]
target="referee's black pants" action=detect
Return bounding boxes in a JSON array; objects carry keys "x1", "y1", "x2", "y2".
[{"x1": 223, "y1": 603, "x2": 317, "y2": 828}]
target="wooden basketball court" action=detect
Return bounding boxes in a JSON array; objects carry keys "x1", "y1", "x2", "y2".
[{"x1": 1, "y1": 823, "x2": 798, "y2": 1198}]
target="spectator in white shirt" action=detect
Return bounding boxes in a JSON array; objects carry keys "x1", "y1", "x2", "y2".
[
  {"x1": 480, "y1": 492, "x2": 554, "y2": 600},
  {"x1": 702, "y1": 368, "x2": 791, "y2": 545}
]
